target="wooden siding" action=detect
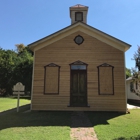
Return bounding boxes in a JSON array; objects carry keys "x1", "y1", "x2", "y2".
[
  {"x1": 71, "y1": 10, "x2": 87, "y2": 24},
  {"x1": 32, "y1": 31, "x2": 126, "y2": 112},
  {"x1": 99, "y1": 67, "x2": 113, "y2": 95},
  {"x1": 45, "y1": 67, "x2": 59, "y2": 94}
]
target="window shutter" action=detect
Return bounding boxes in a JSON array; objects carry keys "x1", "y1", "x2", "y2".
[{"x1": 75, "y1": 12, "x2": 83, "y2": 21}]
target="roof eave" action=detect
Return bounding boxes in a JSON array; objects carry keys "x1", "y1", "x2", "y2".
[
  {"x1": 28, "y1": 22, "x2": 131, "y2": 52},
  {"x1": 28, "y1": 22, "x2": 78, "y2": 51}
]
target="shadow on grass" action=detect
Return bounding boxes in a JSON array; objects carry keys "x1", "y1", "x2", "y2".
[
  {"x1": 0, "y1": 105, "x2": 125, "y2": 131},
  {"x1": 113, "y1": 135, "x2": 140, "y2": 140},
  {"x1": 0, "y1": 105, "x2": 72, "y2": 131},
  {"x1": 10, "y1": 96, "x2": 31, "y2": 100},
  {"x1": 0, "y1": 96, "x2": 31, "y2": 100},
  {"x1": 86, "y1": 111, "x2": 124, "y2": 126}
]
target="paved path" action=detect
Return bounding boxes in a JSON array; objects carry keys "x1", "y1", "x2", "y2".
[
  {"x1": 127, "y1": 104, "x2": 140, "y2": 109},
  {"x1": 70, "y1": 111, "x2": 98, "y2": 140}
]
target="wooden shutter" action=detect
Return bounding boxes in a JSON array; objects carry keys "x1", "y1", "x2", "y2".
[
  {"x1": 44, "y1": 63, "x2": 60, "y2": 94},
  {"x1": 97, "y1": 63, "x2": 114, "y2": 95},
  {"x1": 75, "y1": 12, "x2": 83, "y2": 21}
]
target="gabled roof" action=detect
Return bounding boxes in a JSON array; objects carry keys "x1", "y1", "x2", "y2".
[
  {"x1": 126, "y1": 77, "x2": 133, "y2": 81},
  {"x1": 28, "y1": 22, "x2": 131, "y2": 52}
]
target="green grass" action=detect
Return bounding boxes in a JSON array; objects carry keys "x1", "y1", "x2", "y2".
[
  {"x1": 87, "y1": 110, "x2": 140, "y2": 140},
  {"x1": 0, "y1": 106, "x2": 71, "y2": 140},
  {"x1": 1, "y1": 98, "x2": 140, "y2": 140},
  {"x1": 0, "y1": 97, "x2": 30, "y2": 112}
]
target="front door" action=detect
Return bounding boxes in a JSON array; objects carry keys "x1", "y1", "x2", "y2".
[{"x1": 70, "y1": 70, "x2": 87, "y2": 107}]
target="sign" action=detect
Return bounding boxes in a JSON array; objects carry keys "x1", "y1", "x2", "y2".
[
  {"x1": 13, "y1": 82, "x2": 25, "y2": 112},
  {"x1": 13, "y1": 82, "x2": 25, "y2": 92},
  {"x1": 13, "y1": 92, "x2": 24, "y2": 95}
]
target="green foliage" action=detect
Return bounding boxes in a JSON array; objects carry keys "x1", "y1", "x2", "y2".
[
  {"x1": 0, "y1": 45, "x2": 33, "y2": 96},
  {"x1": 130, "y1": 46, "x2": 140, "y2": 95},
  {"x1": 131, "y1": 46, "x2": 140, "y2": 82},
  {"x1": 133, "y1": 45, "x2": 140, "y2": 71},
  {"x1": 0, "y1": 48, "x2": 18, "y2": 95},
  {"x1": 132, "y1": 45, "x2": 140, "y2": 76},
  {"x1": 15, "y1": 44, "x2": 25, "y2": 53},
  {"x1": 14, "y1": 47, "x2": 33, "y2": 94},
  {"x1": 126, "y1": 68, "x2": 131, "y2": 79}
]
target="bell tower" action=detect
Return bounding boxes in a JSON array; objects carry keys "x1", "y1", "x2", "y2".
[{"x1": 70, "y1": 4, "x2": 88, "y2": 24}]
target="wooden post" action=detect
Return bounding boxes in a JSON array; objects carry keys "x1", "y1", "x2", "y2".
[
  {"x1": 13, "y1": 82, "x2": 25, "y2": 112},
  {"x1": 17, "y1": 92, "x2": 20, "y2": 112}
]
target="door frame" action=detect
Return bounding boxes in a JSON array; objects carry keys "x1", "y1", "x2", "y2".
[{"x1": 69, "y1": 60, "x2": 88, "y2": 107}]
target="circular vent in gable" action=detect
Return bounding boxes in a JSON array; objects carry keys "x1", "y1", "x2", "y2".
[{"x1": 74, "y1": 35, "x2": 84, "y2": 45}]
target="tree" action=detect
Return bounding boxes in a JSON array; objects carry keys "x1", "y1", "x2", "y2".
[
  {"x1": 15, "y1": 44, "x2": 25, "y2": 53},
  {"x1": 14, "y1": 46, "x2": 33, "y2": 94},
  {"x1": 131, "y1": 45, "x2": 140, "y2": 79},
  {"x1": 133, "y1": 45, "x2": 140, "y2": 71},
  {"x1": 130, "y1": 45, "x2": 140, "y2": 97},
  {"x1": 0, "y1": 48, "x2": 18, "y2": 95},
  {"x1": 0, "y1": 45, "x2": 33, "y2": 96},
  {"x1": 126, "y1": 68, "x2": 131, "y2": 79}
]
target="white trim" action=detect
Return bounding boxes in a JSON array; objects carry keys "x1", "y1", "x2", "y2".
[
  {"x1": 29, "y1": 22, "x2": 131, "y2": 52},
  {"x1": 30, "y1": 24, "x2": 79, "y2": 50},
  {"x1": 124, "y1": 52, "x2": 127, "y2": 111},
  {"x1": 30, "y1": 52, "x2": 35, "y2": 110},
  {"x1": 34, "y1": 26, "x2": 80, "y2": 52},
  {"x1": 80, "y1": 25, "x2": 129, "y2": 52}
]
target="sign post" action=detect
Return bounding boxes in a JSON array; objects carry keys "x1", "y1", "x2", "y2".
[{"x1": 13, "y1": 82, "x2": 25, "y2": 112}]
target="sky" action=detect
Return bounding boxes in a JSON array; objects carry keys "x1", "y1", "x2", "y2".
[{"x1": 0, "y1": 0, "x2": 140, "y2": 69}]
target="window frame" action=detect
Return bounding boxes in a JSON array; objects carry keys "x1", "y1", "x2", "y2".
[
  {"x1": 97, "y1": 63, "x2": 114, "y2": 95},
  {"x1": 69, "y1": 60, "x2": 88, "y2": 107},
  {"x1": 69, "y1": 60, "x2": 88, "y2": 70},
  {"x1": 75, "y1": 12, "x2": 83, "y2": 22},
  {"x1": 44, "y1": 63, "x2": 60, "y2": 95},
  {"x1": 74, "y1": 35, "x2": 84, "y2": 45}
]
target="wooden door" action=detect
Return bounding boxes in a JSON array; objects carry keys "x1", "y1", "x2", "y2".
[{"x1": 70, "y1": 70, "x2": 87, "y2": 107}]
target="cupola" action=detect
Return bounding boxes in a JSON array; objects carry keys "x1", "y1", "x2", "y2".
[{"x1": 70, "y1": 4, "x2": 88, "y2": 24}]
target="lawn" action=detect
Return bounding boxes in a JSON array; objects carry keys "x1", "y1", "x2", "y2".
[
  {"x1": 0, "y1": 98, "x2": 140, "y2": 140},
  {"x1": 87, "y1": 110, "x2": 140, "y2": 140},
  {"x1": 0, "y1": 97, "x2": 30, "y2": 112},
  {"x1": 0, "y1": 105, "x2": 71, "y2": 140}
]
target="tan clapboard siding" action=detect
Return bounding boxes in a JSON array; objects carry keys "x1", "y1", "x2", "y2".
[
  {"x1": 32, "y1": 103, "x2": 125, "y2": 111},
  {"x1": 99, "y1": 67, "x2": 113, "y2": 94},
  {"x1": 32, "y1": 31, "x2": 126, "y2": 112},
  {"x1": 45, "y1": 67, "x2": 58, "y2": 93},
  {"x1": 70, "y1": 10, "x2": 88, "y2": 24}
]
